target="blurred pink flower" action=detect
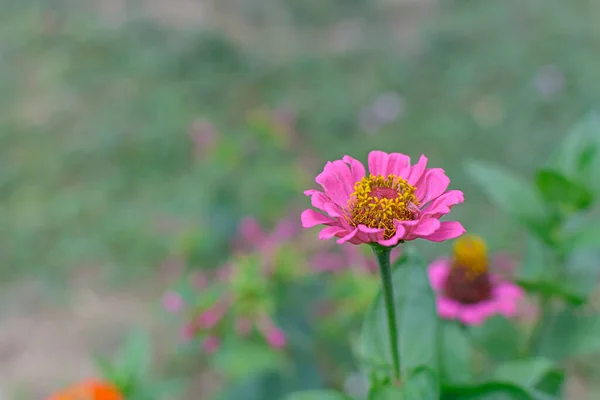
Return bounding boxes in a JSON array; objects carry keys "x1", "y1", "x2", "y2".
[
  {"x1": 265, "y1": 327, "x2": 287, "y2": 349},
  {"x1": 311, "y1": 244, "x2": 401, "y2": 274},
  {"x1": 234, "y1": 216, "x2": 300, "y2": 276},
  {"x1": 162, "y1": 291, "x2": 184, "y2": 313},
  {"x1": 197, "y1": 300, "x2": 230, "y2": 329},
  {"x1": 428, "y1": 236, "x2": 524, "y2": 326},
  {"x1": 301, "y1": 151, "x2": 465, "y2": 247},
  {"x1": 202, "y1": 336, "x2": 221, "y2": 354}
]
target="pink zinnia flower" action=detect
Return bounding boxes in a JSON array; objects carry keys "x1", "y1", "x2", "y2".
[
  {"x1": 428, "y1": 235, "x2": 524, "y2": 326},
  {"x1": 301, "y1": 151, "x2": 465, "y2": 247}
]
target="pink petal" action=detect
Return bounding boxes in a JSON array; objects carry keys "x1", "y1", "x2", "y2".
[
  {"x1": 407, "y1": 155, "x2": 428, "y2": 185},
  {"x1": 493, "y1": 282, "x2": 524, "y2": 299},
  {"x1": 304, "y1": 189, "x2": 330, "y2": 209},
  {"x1": 342, "y1": 155, "x2": 366, "y2": 183},
  {"x1": 496, "y1": 297, "x2": 518, "y2": 317},
  {"x1": 377, "y1": 221, "x2": 408, "y2": 247},
  {"x1": 336, "y1": 228, "x2": 360, "y2": 244},
  {"x1": 427, "y1": 259, "x2": 450, "y2": 290},
  {"x1": 368, "y1": 150, "x2": 390, "y2": 176},
  {"x1": 301, "y1": 209, "x2": 335, "y2": 228},
  {"x1": 319, "y1": 225, "x2": 347, "y2": 240},
  {"x1": 415, "y1": 168, "x2": 451, "y2": 205},
  {"x1": 457, "y1": 301, "x2": 497, "y2": 326},
  {"x1": 315, "y1": 160, "x2": 355, "y2": 207},
  {"x1": 357, "y1": 224, "x2": 385, "y2": 243},
  {"x1": 421, "y1": 221, "x2": 466, "y2": 242},
  {"x1": 387, "y1": 153, "x2": 412, "y2": 178},
  {"x1": 437, "y1": 297, "x2": 460, "y2": 319},
  {"x1": 404, "y1": 218, "x2": 441, "y2": 240},
  {"x1": 422, "y1": 190, "x2": 465, "y2": 218}
]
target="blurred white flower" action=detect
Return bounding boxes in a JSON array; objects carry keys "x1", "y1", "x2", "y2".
[{"x1": 534, "y1": 65, "x2": 565, "y2": 99}]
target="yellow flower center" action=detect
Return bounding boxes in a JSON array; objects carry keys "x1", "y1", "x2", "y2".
[
  {"x1": 347, "y1": 174, "x2": 419, "y2": 240},
  {"x1": 452, "y1": 235, "x2": 488, "y2": 278}
]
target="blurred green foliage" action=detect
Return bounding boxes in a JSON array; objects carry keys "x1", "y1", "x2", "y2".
[{"x1": 2, "y1": 0, "x2": 600, "y2": 282}]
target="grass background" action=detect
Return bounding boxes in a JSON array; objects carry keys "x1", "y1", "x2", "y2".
[{"x1": 1, "y1": 0, "x2": 600, "y2": 398}]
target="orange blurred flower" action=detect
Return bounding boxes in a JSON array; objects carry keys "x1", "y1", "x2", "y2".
[{"x1": 46, "y1": 379, "x2": 123, "y2": 400}]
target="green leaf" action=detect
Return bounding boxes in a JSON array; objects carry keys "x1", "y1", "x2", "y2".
[
  {"x1": 439, "y1": 321, "x2": 472, "y2": 384},
  {"x1": 515, "y1": 236, "x2": 594, "y2": 305},
  {"x1": 551, "y1": 112, "x2": 600, "y2": 194},
  {"x1": 212, "y1": 340, "x2": 285, "y2": 381},
  {"x1": 369, "y1": 367, "x2": 439, "y2": 400},
  {"x1": 464, "y1": 161, "x2": 548, "y2": 236},
  {"x1": 471, "y1": 316, "x2": 521, "y2": 363},
  {"x1": 442, "y1": 381, "x2": 531, "y2": 400},
  {"x1": 538, "y1": 310, "x2": 600, "y2": 361},
  {"x1": 357, "y1": 252, "x2": 438, "y2": 380},
  {"x1": 534, "y1": 168, "x2": 593, "y2": 211},
  {"x1": 284, "y1": 390, "x2": 352, "y2": 400},
  {"x1": 492, "y1": 358, "x2": 564, "y2": 399},
  {"x1": 564, "y1": 218, "x2": 600, "y2": 252},
  {"x1": 117, "y1": 330, "x2": 152, "y2": 378},
  {"x1": 560, "y1": 249, "x2": 600, "y2": 301}
]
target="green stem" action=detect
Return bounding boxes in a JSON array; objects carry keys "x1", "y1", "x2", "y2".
[{"x1": 372, "y1": 246, "x2": 401, "y2": 380}]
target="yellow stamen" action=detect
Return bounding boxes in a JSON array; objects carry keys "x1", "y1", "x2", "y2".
[
  {"x1": 347, "y1": 174, "x2": 419, "y2": 240},
  {"x1": 452, "y1": 235, "x2": 488, "y2": 278}
]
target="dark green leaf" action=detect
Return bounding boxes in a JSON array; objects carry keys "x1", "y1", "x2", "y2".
[
  {"x1": 439, "y1": 321, "x2": 472, "y2": 384},
  {"x1": 534, "y1": 168, "x2": 593, "y2": 211},
  {"x1": 442, "y1": 381, "x2": 531, "y2": 400},
  {"x1": 492, "y1": 358, "x2": 564, "y2": 399}
]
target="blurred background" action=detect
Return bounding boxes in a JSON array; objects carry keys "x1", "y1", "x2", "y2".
[{"x1": 1, "y1": 0, "x2": 600, "y2": 398}]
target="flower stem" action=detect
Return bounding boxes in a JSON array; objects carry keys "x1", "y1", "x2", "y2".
[{"x1": 372, "y1": 245, "x2": 401, "y2": 380}]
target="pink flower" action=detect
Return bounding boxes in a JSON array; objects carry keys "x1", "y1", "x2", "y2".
[
  {"x1": 197, "y1": 301, "x2": 229, "y2": 329},
  {"x1": 428, "y1": 236, "x2": 524, "y2": 326},
  {"x1": 162, "y1": 291, "x2": 184, "y2": 313},
  {"x1": 265, "y1": 327, "x2": 287, "y2": 349},
  {"x1": 301, "y1": 151, "x2": 465, "y2": 247},
  {"x1": 202, "y1": 335, "x2": 221, "y2": 353}
]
